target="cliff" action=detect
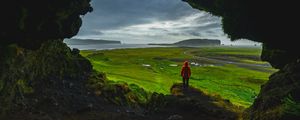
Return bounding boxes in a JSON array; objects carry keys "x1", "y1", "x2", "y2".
[
  {"x1": 149, "y1": 39, "x2": 221, "y2": 47},
  {"x1": 174, "y1": 39, "x2": 221, "y2": 46},
  {"x1": 64, "y1": 39, "x2": 121, "y2": 45}
]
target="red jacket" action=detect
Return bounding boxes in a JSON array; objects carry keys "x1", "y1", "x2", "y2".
[{"x1": 181, "y1": 61, "x2": 191, "y2": 78}]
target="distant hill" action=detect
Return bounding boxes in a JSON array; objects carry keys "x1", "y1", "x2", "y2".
[
  {"x1": 149, "y1": 39, "x2": 221, "y2": 47},
  {"x1": 64, "y1": 39, "x2": 121, "y2": 45},
  {"x1": 174, "y1": 39, "x2": 221, "y2": 46}
]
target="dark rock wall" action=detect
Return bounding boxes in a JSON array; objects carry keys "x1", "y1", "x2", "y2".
[
  {"x1": 184, "y1": 0, "x2": 300, "y2": 119},
  {"x1": 0, "y1": 0, "x2": 93, "y2": 118},
  {"x1": 244, "y1": 61, "x2": 300, "y2": 120},
  {"x1": 0, "y1": 40, "x2": 93, "y2": 117},
  {"x1": 0, "y1": 0, "x2": 92, "y2": 49}
]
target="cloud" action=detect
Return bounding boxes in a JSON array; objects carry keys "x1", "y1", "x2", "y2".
[
  {"x1": 77, "y1": 28, "x2": 103, "y2": 36},
  {"x1": 79, "y1": 0, "x2": 196, "y2": 31},
  {"x1": 75, "y1": 0, "x2": 257, "y2": 45}
]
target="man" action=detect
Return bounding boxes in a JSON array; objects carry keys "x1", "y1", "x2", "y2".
[{"x1": 181, "y1": 61, "x2": 191, "y2": 88}]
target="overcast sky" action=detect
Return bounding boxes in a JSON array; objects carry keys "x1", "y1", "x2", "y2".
[{"x1": 75, "y1": 0, "x2": 257, "y2": 45}]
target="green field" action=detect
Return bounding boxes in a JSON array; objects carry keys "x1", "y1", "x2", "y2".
[{"x1": 81, "y1": 46, "x2": 277, "y2": 107}]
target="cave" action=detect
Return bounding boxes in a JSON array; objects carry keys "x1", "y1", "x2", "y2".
[{"x1": 1, "y1": 0, "x2": 300, "y2": 120}]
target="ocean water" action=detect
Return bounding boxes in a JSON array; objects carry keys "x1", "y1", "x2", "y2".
[{"x1": 66, "y1": 44, "x2": 166, "y2": 50}]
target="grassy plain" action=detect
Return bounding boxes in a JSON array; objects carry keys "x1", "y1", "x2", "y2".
[{"x1": 81, "y1": 46, "x2": 277, "y2": 107}]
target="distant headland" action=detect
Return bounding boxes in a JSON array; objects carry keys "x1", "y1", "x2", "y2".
[
  {"x1": 148, "y1": 39, "x2": 221, "y2": 47},
  {"x1": 64, "y1": 38, "x2": 121, "y2": 45}
]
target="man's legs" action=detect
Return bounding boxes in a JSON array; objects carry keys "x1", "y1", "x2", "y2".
[
  {"x1": 186, "y1": 78, "x2": 189, "y2": 88},
  {"x1": 182, "y1": 77, "x2": 186, "y2": 88}
]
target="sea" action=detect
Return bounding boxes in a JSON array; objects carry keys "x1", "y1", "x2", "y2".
[
  {"x1": 66, "y1": 44, "x2": 167, "y2": 50},
  {"x1": 65, "y1": 43, "x2": 260, "y2": 51}
]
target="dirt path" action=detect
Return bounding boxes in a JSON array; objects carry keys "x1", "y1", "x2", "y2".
[{"x1": 184, "y1": 51, "x2": 276, "y2": 73}]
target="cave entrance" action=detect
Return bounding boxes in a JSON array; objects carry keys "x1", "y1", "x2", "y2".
[
  {"x1": 68, "y1": 0, "x2": 277, "y2": 108},
  {"x1": 2, "y1": 0, "x2": 297, "y2": 119}
]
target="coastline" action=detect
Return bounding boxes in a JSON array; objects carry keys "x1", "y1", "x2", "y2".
[{"x1": 67, "y1": 44, "x2": 169, "y2": 50}]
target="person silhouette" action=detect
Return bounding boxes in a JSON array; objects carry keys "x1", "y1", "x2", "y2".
[{"x1": 181, "y1": 61, "x2": 191, "y2": 88}]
